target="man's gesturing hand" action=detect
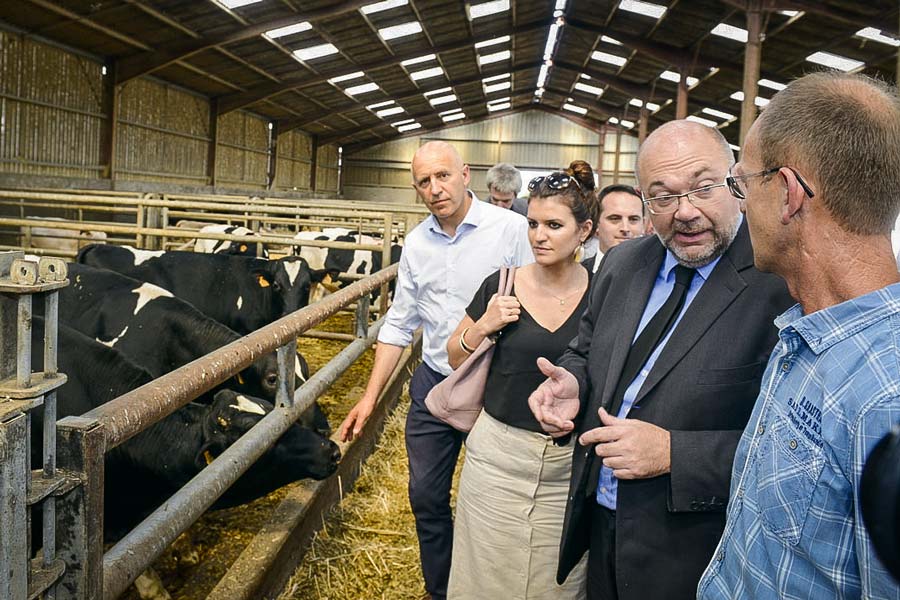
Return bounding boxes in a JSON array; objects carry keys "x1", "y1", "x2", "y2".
[
  {"x1": 527, "y1": 357, "x2": 580, "y2": 437},
  {"x1": 580, "y1": 407, "x2": 671, "y2": 480}
]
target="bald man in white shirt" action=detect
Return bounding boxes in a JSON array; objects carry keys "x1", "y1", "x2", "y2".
[{"x1": 339, "y1": 140, "x2": 533, "y2": 600}]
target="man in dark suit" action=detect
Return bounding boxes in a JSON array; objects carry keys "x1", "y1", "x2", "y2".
[{"x1": 528, "y1": 120, "x2": 793, "y2": 600}]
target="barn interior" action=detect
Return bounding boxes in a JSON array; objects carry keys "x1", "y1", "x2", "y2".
[{"x1": 0, "y1": 0, "x2": 899, "y2": 599}]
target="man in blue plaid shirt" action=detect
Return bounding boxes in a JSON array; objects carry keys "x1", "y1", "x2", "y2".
[{"x1": 697, "y1": 73, "x2": 900, "y2": 599}]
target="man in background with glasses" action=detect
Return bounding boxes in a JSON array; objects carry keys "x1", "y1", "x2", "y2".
[
  {"x1": 698, "y1": 72, "x2": 900, "y2": 600},
  {"x1": 528, "y1": 120, "x2": 792, "y2": 600}
]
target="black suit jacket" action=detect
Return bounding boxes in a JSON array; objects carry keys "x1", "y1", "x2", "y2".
[{"x1": 556, "y1": 222, "x2": 793, "y2": 600}]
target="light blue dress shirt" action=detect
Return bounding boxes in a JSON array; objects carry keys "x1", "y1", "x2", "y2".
[
  {"x1": 698, "y1": 283, "x2": 900, "y2": 600},
  {"x1": 596, "y1": 250, "x2": 721, "y2": 509},
  {"x1": 378, "y1": 195, "x2": 533, "y2": 375}
]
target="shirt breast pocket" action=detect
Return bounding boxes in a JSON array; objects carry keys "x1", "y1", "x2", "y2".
[{"x1": 755, "y1": 415, "x2": 824, "y2": 545}]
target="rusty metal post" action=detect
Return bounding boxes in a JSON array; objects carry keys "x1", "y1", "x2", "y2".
[
  {"x1": 379, "y1": 215, "x2": 393, "y2": 315},
  {"x1": 355, "y1": 294, "x2": 370, "y2": 338},
  {"x1": 740, "y1": 0, "x2": 763, "y2": 147},
  {"x1": 0, "y1": 412, "x2": 28, "y2": 600},
  {"x1": 55, "y1": 416, "x2": 105, "y2": 600},
  {"x1": 275, "y1": 340, "x2": 296, "y2": 409},
  {"x1": 638, "y1": 107, "x2": 649, "y2": 144}
]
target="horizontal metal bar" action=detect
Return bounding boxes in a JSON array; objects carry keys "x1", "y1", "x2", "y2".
[
  {"x1": 102, "y1": 318, "x2": 384, "y2": 600},
  {"x1": 82, "y1": 263, "x2": 397, "y2": 449},
  {"x1": 117, "y1": 118, "x2": 212, "y2": 143}
]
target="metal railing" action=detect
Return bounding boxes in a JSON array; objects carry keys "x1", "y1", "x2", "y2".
[{"x1": 0, "y1": 250, "x2": 401, "y2": 599}]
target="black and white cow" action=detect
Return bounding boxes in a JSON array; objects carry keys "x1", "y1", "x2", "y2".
[
  {"x1": 193, "y1": 224, "x2": 268, "y2": 258},
  {"x1": 76, "y1": 245, "x2": 320, "y2": 334},
  {"x1": 29, "y1": 319, "x2": 340, "y2": 540},
  {"x1": 50, "y1": 263, "x2": 328, "y2": 435}
]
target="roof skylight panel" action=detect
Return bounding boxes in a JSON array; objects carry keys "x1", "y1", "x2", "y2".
[
  {"x1": 410, "y1": 66, "x2": 445, "y2": 81},
  {"x1": 487, "y1": 102, "x2": 511, "y2": 112},
  {"x1": 574, "y1": 82, "x2": 604, "y2": 96},
  {"x1": 361, "y1": 0, "x2": 408, "y2": 14},
  {"x1": 442, "y1": 112, "x2": 466, "y2": 122},
  {"x1": 758, "y1": 79, "x2": 786, "y2": 91},
  {"x1": 711, "y1": 23, "x2": 749, "y2": 43},
  {"x1": 468, "y1": 0, "x2": 510, "y2": 20},
  {"x1": 730, "y1": 91, "x2": 769, "y2": 107},
  {"x1": 601, "y1": 35, "x2": 622, "y2": 45},
  {"x1": 563, "y1": 103, "x2": 588, "y2": 115},
  {"x1": 484, "y1": 73, "x2": 510, "y2": 83},
  {"x1": 488, "y1": 96, "x2": 510, "y2": 105},
  {"x1": 428, "y1": 94, "x2": 458, "y2": 106},
  {"x1": 855, "y1": 28, "x2": 900, "y2": 47},
  {"x1": 344, "y1": 82, "x2": 381, "y2": 96},
  {"x1": 439, "y1": 108, "x2": 462, "y2": 115},
  {"x1": 379, "y1": 21, "x2": 423, "y2": 41},
  {"x1": 376, "y1": 106, "x2": 405, "y2": 117},
  {"x1": 397, "y1": 122, "x2": 422, "y2": 132},
  {"x1": 484, "y1": 81, "x2": 512, "y2": 94},
  {"x1": 479, "y1": 50, "x2": 511, "y2": 66},
  {"x1": 536, "y1": 63, "x2": 550, "y2": 88},
  {"x1": 659, "y1": 70, "x2": 698, "y2": 87},
  {"x1": 686, "y1": 115, "x2": 718, "y2": 128},
  {"x1": 293, "y1": 43, "x2": 339, "y2": 62},
  {"x1": 806, "y1": 51, "x2": 864, "y2": 72},
  {"x1": 264, "y1": 22, "x2": 312, "y2": 39},
  {"x1": 702, "y1": 107, "x2": 735, "y2": 120},
  {"x1": 424, "y1": 87, "x2": 452, "y2": 97},
  {"x1": 617, "y1": 0, "x2": 666, "y2": 19},
  {"x1": 592, "y1": 51, "x2": 628, "y2": 67},
  {"x1": 402, "y1": 54, "x2": 437, "y2": 67},
  {"x1": 219, "y1": 0, "x2": 262, "y2": 8},
  {"x1": 366, "y1": 100, "x2": 395, "y2": 110},
  {"x1": 328, "y1": 71, "x2": 365, "y2": 84},
  {"x1": 392, "y1": 118, "x2": 416, "y2": 126},
  {"x1": 475, "y1": 36, "x2": 510, "y2": 50}
]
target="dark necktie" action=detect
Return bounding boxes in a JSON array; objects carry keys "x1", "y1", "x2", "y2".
[
  {"x1": 586, "y1": 264, "x2": 696, "y2": 495},
  {"x1": 607, "y1": 264, "x2": 696, "y2": 418}
]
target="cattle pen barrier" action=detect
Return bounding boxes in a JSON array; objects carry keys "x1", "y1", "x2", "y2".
[{"x1": 0, "y1": 254, "x2": 422, "y2": 599}]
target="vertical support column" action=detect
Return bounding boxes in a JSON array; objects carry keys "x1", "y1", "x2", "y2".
[
  {"x1": 676, "y1": 72, "x2": 688, "y2": 119},
  {"x1": 740, "y1": 0, "x2": 763, "y2": 147},
  {"x1": 275, "y1": 341, "x2": 296, "y2": 409},
  {"x1": 267, "y1": 121, "x2": 279, "y2": 191},
  {"x1": 355, "y1": 294, "x2": 370, "y2": 339},
  {"x1": 0, "y1": 413, "x2": 28, "y2": 600},
  {"x1": 42, "y1": 293, "x2": 59, "y2": 579},
  {"x1": 612, "y1": 128, "x2": 622, "y2": 184},
  {"x1": 597, "y1": 127, "x2": 606, "y2": 189},
  {"x1": 100, "y1": 61, "x2": 118, "y2": 180},
  {"x1": 55, "y1": 417, "x2": 105, "y2": 600},
  {"x1": 309, "y1": 135, "x2": 320, "y2": 192},
  {"x1": 638, "y1": 107, "x2": 649, "y2": 144},
  {"x1": 379, "y1": 215, "x2": 392, "y2": 316},
  {"x1": 208, "y1": 98, "x2": 220, "y2": 188}
]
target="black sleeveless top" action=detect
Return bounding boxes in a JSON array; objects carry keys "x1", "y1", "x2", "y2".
[{"x1": 465, "y1": 267, "x2": 590, "y2": 433}]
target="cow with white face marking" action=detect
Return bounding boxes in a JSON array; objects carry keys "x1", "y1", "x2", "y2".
[
  {"x1": 76, "y1": 245, "x2": 321, "y2": 334},
  {"x1": 48, "y1": 263, "x2": 330, "y2": 436},
  {"x1": 29, "y1": 319, "x2": 340, "y2": 542},
  {"x1": 193, "y1": 224, "x2": 268, "y2": 258}
]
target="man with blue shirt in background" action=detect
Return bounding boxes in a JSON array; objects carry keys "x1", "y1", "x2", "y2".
[
  {"x1": 339, "y1": 140, "x2": 532, "y2": 600},
  {"x1": 528, "y1": 120, "x2": 793, "y2": 600},
  {"x1": 698, "y1": 72, "x2": 900, "y2": 600}
]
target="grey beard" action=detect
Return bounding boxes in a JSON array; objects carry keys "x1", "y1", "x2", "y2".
[{"x1": 658, "y1": 215, "x2": 740, "y2": 268}]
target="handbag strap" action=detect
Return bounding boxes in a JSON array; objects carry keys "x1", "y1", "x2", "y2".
[{"x1": 498, "y1": 265, "x2": 517, "y2": 296}]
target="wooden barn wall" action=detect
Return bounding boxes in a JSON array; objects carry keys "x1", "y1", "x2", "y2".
[
  {"x1": 315, "y1": 144, "x2": 340, "y2": 193},
  {"x1": 343, "y1": 111, "x2": 634, "y2": 203},
  {"x1": 215, "y1": 111, "x2": 269, "y2": 189},
  {"x1": 274, "y1": 130, "x2": 312, "y2": 191},
  {"x1": 116, "y1": 78, "x2": 210, "y2": 185},
  {"x1": 0, "y1": 30, "x2": 105, "y2": 179},
  {"x1": 601, "y1": 129, "x2": 639, "y2": 186}
]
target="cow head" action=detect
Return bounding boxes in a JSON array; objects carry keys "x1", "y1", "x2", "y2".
[
  {"x1": 253, "y1": 256, "x2": 319, "y2": 319},
  {"x1": 199, "y1": 390, "x2": 340, "y2": 508}
]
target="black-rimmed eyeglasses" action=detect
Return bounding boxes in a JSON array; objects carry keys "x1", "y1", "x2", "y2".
[
  {"x1": 726, "y1": 166, "x2": 815, "y2": 200},
  {"x1": 528, "y1": 172, "x2": 583, "y2": 193}
]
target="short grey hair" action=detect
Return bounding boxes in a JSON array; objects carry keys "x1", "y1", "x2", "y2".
[
  {"x1": 755, "y1": 72, "x2": 900, "y2": 235},
  {"x1": 635, "y1": 120, "x2": 734, "y2": 182},
  {"x1": 485, "y1": 163, "x2": 522, "y2": 195}
]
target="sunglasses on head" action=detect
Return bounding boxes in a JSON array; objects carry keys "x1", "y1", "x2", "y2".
[{"x1": 528, "y1": 172, "x2": 583, "y2": 193}]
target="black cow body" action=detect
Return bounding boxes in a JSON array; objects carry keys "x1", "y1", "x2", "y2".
[
  {"x1": 30, "y1": 319, "x2": 340, "y2": 540},
  {"x1": 76, "y1": 245, "x2": 317, "y2": 334},
  {"x1": 51, "y1": 263, "x2": 328, "y2": 435}
]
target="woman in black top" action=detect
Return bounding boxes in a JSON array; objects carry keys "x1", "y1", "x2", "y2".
[{"x1": 445, "y1": 161, "x2": 601, "y2": 599}]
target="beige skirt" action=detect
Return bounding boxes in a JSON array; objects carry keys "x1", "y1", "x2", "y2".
[{"x1": 448, "y1": 410, "x2": 587, "y2": 599}]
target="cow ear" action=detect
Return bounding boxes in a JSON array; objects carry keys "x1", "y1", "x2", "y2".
[
  {"x1": 309, "y1": 268, "x2": 330, "y2": 283},
  {"x1": 257, "y1": 273, "x2": 271, "y2": 288}
]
